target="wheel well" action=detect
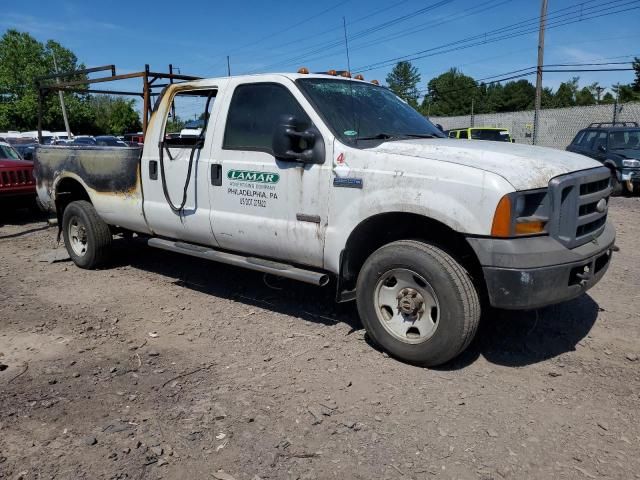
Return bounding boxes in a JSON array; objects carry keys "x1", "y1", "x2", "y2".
[
  {"x1": 55, "y1": 177, "x2": 91, "y2": 223},
  {"x1": 340, "y1": 212, "x2": 485, "y2": 296}
]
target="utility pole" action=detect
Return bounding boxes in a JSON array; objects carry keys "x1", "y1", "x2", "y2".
[
  {"x1": 52, "y1": 51, "x2": 72, "y2": 139},
  {"x1": 532, "y1": 0, "x2": 548, "y2": 146},
  {"x1": 227, "y1": 56, "x2": 231, "y2": 77},
  {"x1": 595, "y1": 85, "x2": 605, "y2": 103},
  {"x1": 470, "y1": 97, "x2": 475, "y2": 127}
]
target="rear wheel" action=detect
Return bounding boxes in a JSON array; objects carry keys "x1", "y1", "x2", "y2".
[
  {"x1": 62, "y1": 200, "x2": 112, "y2": 269},
  {"x1": 356, "y1": 240, "x2": 481, "y2": 367}
]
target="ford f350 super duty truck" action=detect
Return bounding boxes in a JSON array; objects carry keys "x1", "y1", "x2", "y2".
[{"x1": 34, "y1": 72, "x2": 616, "y2": 366}]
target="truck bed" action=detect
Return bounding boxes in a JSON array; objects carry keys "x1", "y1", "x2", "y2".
[{"x1": 34, "y1": 145, "x2": 147, "y2": 232}]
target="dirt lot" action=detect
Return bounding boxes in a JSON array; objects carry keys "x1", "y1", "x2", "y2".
[{"x1": 1, "y1": 197, "x2": 639, "y2": 480}]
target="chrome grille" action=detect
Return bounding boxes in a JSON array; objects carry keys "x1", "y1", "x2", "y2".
[{"x1": 548, "y1": 167, "x2": 611, "y2": 249}]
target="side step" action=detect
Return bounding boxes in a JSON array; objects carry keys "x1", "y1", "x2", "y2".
[{"x1": 147, "y1": 238, "x2": 330, "y2": 286}]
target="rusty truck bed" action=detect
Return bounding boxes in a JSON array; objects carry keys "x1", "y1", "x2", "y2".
[{"x1": 34, "y1": 145, "x2": 142, "y2": 211}]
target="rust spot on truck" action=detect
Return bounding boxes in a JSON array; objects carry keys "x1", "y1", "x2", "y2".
[{"x1": 34, "y1": 145, "x2": 142, "y2": 198}]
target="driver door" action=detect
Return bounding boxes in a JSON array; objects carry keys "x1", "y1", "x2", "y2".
[{"x1": 208, "y1": 80, "x2": 330, "y2": 268}]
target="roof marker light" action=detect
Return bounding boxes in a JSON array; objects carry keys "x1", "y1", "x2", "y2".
[
  {"x1": 354, "y1": 74, "x2": 364, "y2": 80},
  {"x1": 297, "y1": 67, "x2": 309, "y2": 74},
  {"x1": 371, "y1": 79, "x2": 380, "y2": 85}
]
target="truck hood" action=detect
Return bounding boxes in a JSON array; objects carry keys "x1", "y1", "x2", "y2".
[
  {"x1": 0, "y1": 158, "x2": 33, "y2": 168},
  {"x1": 372, "y1": 138, "x2": 601, "y2": 190},
  {"x1": 611, "y1": 148, "x2": 640, "y2": 160}
]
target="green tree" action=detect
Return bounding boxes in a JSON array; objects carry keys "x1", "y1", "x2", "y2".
[
  {"x1": 601, "y1": 92, "x2": 616, "y2": 104},
  {"x1": 632, "y1": 57, "x2": 640, "y2": 92},
  {"x1": 0, "y1": 30, "x2": 94, "y2": 131},
  {"x1": 612, "y1": 82, "x2": 640, "y2": 102},
  {"x1": 386, "y1": 61, "x2": 421, "y2": 108},
  {"x1": 553, "y1": 77, "x2": 579, "y2": 107},
  {"x1": 90, "y1": 96, "x2": 141, "y2": 135},
  {"x1": 500, "y1": 80, "x2": 535, "y2": 111},
  {"x1": 423, "y1": 68, "x2": 477, "y2": 116},
  {"x1": 575, "y1": 87, "x2": 596, "y2": 106}
]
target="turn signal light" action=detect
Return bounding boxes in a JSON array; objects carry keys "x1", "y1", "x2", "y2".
[
  {"x1": 491, "y1": 195, "x2": 512, "y2": 237},
  {"x1": 297, "y1": 67, "x2": 309, "y2": 74},
  {"x1": 515, "y1": 220, "x2": 546, "y2": 235}
]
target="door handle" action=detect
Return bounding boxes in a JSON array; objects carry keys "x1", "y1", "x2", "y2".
[
  {"x1": 149, "y1": 160, "x2": 158, "y2": 180},
  {"x1": 211, "y1": 164, "x2": 222, "y2": 186}
]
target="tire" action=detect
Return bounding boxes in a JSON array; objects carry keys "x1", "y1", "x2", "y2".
[
  {"x1": 356, "y1": 240, "x2": 481, "y2": 367},
  {"x1": 62, "y1": 200, "x2": 112, "y2": 269}
]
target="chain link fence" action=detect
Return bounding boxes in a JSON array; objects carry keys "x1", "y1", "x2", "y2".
[{"x1": 430, "y1": 102, "x2": 640, "y2": 149}]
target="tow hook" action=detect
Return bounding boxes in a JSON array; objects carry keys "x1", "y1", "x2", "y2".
[
  {"x1": 611, "y1": 244, "x2": 620, "y2": 252},
  {"x1": 575, "y1": 265, "x2": 592, "y2": 286}
]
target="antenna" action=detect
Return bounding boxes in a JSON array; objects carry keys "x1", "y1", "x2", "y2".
[
  {"x1": 342, "y1": 17, "x2": 351, "y2": 75},
  {"x1": 343, "y1": 16, "x2": 358, "y2": 143}
]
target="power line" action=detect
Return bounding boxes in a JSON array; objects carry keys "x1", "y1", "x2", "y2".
[
  {"x1": 247, "y1": 0, "x2": 456, "y2": 73},
  {"x1": 251, "y1": 0, "x2": 507, "y2": 73},
  {"x1": 355, "y1": 0, "x2": 640, "y2": 72},
  {"x1": 253, "y1": 0, "x2": 611, "y2": 74}
]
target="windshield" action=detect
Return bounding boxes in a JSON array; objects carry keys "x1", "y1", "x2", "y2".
[
  {"x1": 0, "y1": 144, "x2": 20, "y2": 160},
  {"x1": 609, "y1": 129, "x2": 640, "y2": 149},
  {"x1": 297, "y1": 78, "x2": 444, "y2": 145},
  {"x1": 470, "y1": 129, "x2": 510, "y2": 141}
]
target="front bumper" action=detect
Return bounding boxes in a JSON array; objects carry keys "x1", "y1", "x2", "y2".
[
  {"x1": 620, "y1": 168, "x2": 640, "y2": 183},
  {"x1": 467, "y1": 222, "x2": 616, "y2": 310}
]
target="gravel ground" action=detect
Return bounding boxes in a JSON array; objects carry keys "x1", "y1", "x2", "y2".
[{"x1": 1, "y1": 197, "x2": 639, "y2": 480}]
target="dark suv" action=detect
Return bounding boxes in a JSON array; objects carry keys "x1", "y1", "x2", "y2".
[{"x1": 567, "y1": 122, "x2": 640, "y2": 195}]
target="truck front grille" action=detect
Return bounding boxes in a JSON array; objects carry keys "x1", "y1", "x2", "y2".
[
  {"x1": 0, "y1": 168, "x2": 35, "y2": 188},
  {"x1": 548, "y1": 167, "x2": 611, "y2": 249}
]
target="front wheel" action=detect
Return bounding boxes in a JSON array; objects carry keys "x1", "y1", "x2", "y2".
[
  {"x1": 62, "y1": 200, "x2": 112, "y2": 269},
  {"x1": 356, "y1": 240, "x2": 481, "y2": 367}
]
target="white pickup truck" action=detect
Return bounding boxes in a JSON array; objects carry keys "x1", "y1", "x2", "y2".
[{"x1": 34, "y1": 72, "x2": 616, "y2": 366}]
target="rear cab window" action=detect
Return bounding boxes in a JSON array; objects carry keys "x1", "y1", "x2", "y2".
[
  {"x1": 459, "y1": 130, "x2": 468, "y2": 139},
  {"x1": 163, "y1": 89, "x2": 217, "y2": 149}
]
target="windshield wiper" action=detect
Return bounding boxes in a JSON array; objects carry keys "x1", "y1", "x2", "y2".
[{"x1": 355, "y1": 133, "x2": 436, "y2": 141}]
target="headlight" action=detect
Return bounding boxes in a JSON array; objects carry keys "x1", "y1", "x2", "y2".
[
  {"x1": 622, "y1": 159, "x2": 640, "y2": 168},
  {"x1": 491, "y1": 189, "x2": 550, "y2": 237}
]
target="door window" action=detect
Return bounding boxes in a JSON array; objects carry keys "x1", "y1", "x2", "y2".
[
  {"x1": 163, "y1": 89, "x2": 217, "y2": 148},
  {"x1": 223, "y1": 83, "x2": 310, "y2": 153},
  {"x1": 571, "y1": 130, "x2": 586, "y2": 145},
  {"x1": 579, "y1": 130, "x2": 599, "y2": 148},
  {"x1": 591, "y1": 131, "x2": 608, "y2": 152}
]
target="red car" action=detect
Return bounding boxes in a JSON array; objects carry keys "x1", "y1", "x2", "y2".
[{"x1": 0, "y1": 141, "x2": 36, "y2": 209}]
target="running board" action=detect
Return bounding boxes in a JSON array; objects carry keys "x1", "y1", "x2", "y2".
[{"x1": 147, "y1": 238, "x2": 330, "y2": 286}]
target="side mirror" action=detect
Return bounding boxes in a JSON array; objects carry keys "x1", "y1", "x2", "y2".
[
  {"x1": 598, "y1": 144, "x2": 607, "y2": 153},
  {"x1": 23, "y1": 151, "x2": 33, "y2": 161},
  {"x1": 272, "y1": 114, "x2": 323, "y2": 164}
]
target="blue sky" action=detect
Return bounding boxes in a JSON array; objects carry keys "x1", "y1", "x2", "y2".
[{"x1": 2, "y1": 0, "x2": 639, "y2": 105}]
